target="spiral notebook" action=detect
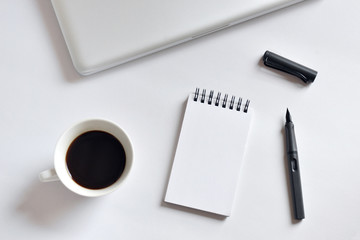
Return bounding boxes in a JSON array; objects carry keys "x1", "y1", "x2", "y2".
[{"x1": 165, "y1": 88, "x2": 253, "y2": 216}]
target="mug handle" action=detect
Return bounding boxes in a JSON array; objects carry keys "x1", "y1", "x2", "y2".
[{"x1": 39, "y1": 168, "x2": 60, "y2": 182}]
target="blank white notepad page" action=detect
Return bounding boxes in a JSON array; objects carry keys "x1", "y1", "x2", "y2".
[{"x1": 165, "y1": 90, "x2": 253, "y2": 216}]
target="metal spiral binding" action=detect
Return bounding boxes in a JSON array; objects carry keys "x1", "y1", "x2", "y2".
[
  {"x1": 193, "y1": 88, "x2": 250, "y2": 113},
  {"x1": 200, "y1": 89, "x2": 206, "y2": 103},
  {"x1": 208, "y1": 90, "x2": 214, "y2": 105},
  {"x1": 215, "y1": 92, "x2": 221, "y2": 106}
]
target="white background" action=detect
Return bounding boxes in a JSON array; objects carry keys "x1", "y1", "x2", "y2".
[{"x1": 1, "y1": 0, "x2": 360, "y2": 239}]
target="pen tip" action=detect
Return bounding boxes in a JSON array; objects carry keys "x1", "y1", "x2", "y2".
[{"x1": 286, "y1": 108, "x2": 292, "y2": 122}]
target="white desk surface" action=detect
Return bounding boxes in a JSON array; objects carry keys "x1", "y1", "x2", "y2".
[{"x1": 1, "y1": 0, "x2": 360, "y2": 239}]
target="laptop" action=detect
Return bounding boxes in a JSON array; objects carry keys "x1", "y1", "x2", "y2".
[{"x1": 51, "y1": 0, "x2": 306, "y2": 75}]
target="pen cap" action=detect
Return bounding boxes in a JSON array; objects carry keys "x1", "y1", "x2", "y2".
[{"x1": 263, "y1": 51, "x2": 317, "y2": 83}]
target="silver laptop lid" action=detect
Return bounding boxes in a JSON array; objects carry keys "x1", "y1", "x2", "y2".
[{"x1": 51, "y1": 0, "x2": 305, "y2": 75}]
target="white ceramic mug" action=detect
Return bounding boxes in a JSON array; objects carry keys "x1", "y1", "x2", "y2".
[{"x1": 39, "y1": 119, "x2": 133, "y2": 197}]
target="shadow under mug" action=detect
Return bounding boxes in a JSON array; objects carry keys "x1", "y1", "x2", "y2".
[{"x1": 39, "y1": 119, "x2": 133, "y2": 197}]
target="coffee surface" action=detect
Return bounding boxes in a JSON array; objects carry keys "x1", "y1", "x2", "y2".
[{"x1": 66, "y1": 131, "x2": 126, "y2": 189}]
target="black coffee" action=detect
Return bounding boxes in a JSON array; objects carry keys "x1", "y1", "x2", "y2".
[{"x1": 66, "y1": 131, "x2": 126, "y2": 189}]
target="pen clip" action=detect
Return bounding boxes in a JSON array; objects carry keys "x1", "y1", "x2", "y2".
[{"x1": 263, "y1": 51, "x2": 317, "y2": 84}]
